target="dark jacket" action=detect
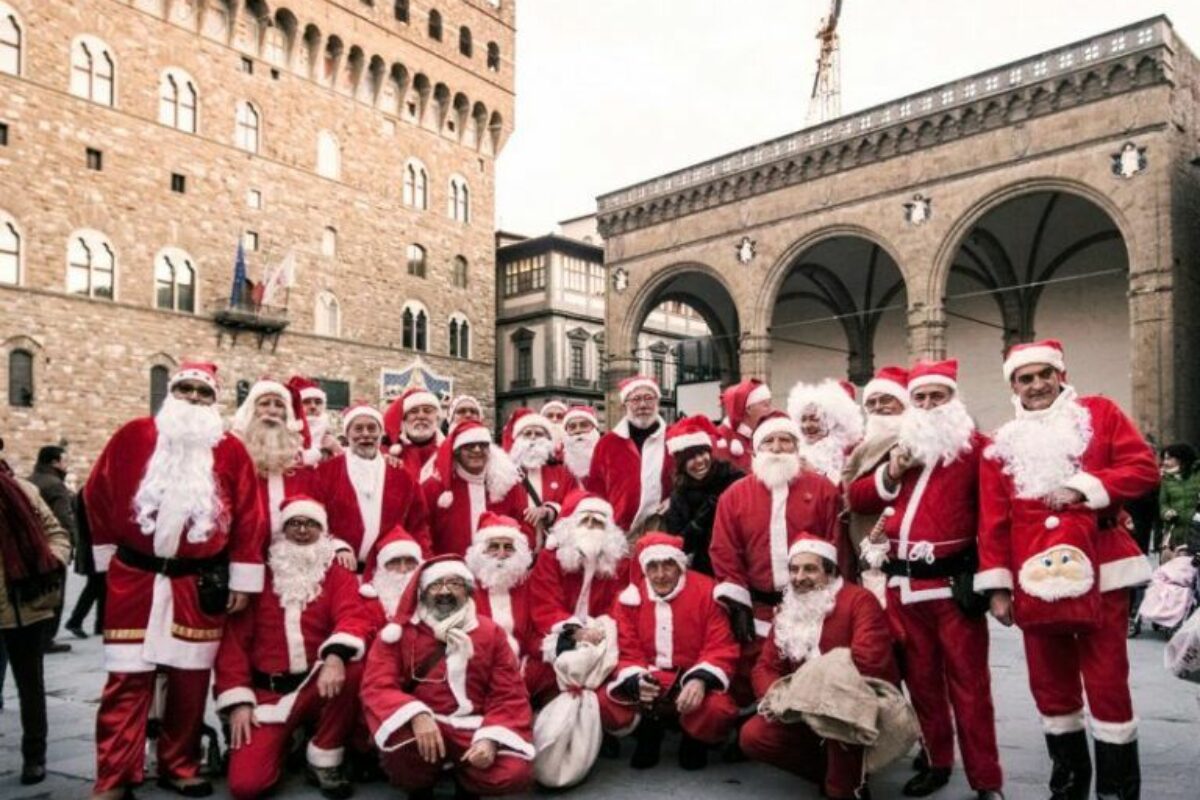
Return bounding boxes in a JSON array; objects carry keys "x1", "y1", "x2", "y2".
[
  {"x1": 663, "y1": 460, "x2": 744, "y2": 576},
  {"x1": 27, "y1": 464, "x2": 77, "y2": 546}
]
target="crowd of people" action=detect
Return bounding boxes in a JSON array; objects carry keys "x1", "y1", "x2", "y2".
[{"x1": 0, "y1": 337, "x2": 1170, "y2": 800}]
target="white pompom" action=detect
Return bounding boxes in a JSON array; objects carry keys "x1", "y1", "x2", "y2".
[
  {"x1": 1045, "y1": 515, "x2": 1060, "y2": 530},
  {"x1": 287, "y1": 419, "x2": 305, "y2": 433},
  {"x1": 438, "y1": 490, "x2": 454, "y2": 509},
  {"x1": 717, "y1": 438, "x2": 729, "y2": 450},
  {"x1": 882, "y1": 507, "x2": 896, "y2": 518},
  {"x1": 389, "y1": 444, "x2": 403, "y2": 456},
  {"x1": 730, "y1": 439, "x2": 744, "y2": 457},
  {"x1": 359, "y1": 583, "x2": 378, "y2": 598},
  {"x1": 380, "y1": 623, "x2": 402, "y2": 644}
]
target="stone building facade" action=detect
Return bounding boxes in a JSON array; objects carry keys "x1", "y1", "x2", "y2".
[
  {"x1": 0, "y1": 0, "x2": 515, "y2": 476},
  {"x1": 597, "y1": 16, "x2": 1200, "y2": 440}
]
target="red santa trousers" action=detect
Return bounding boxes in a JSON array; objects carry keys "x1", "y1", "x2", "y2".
[
  {"x1": 1022, "y1": 590, "x2": 1135, "y2": 738},
  {"x1": 740, "y1": 714, "x2": 864, "y2": 799},
  {"x1": 597, "y1": 685, "x2": 740, "y2": 744},
  {"x1": 378, "y1": 723, "x2": 533, "y2": 795},
  {"x1": 523, "y1": 658, "x2": 559, "y2": 709},
  {"x1": 94, "y1": 668, "x2": 210, "y2": 793},
  {"x1": 891, "y1": 594, "x2": 1003, "y2": 791},
  {"x1": 226, "y1": 662, "x2": 365, "y2": 800}
]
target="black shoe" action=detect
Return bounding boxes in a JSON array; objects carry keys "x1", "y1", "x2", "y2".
[
  {"x1": 44, "y1": 640, "x2": 72, "y2": 654},
  {"x1": 1095, "y1": 739, "x2": 1140, "y2": 799},
  {"x1": 407, "y1": 790, "x2": 434, "y2": 800},
  {"x1": 346, "y1": 749, "x2": 386, "y2": 783},
  {"x1": 20, "y1": 763, "x2": 45, "y2": 784},
  {"x1": 65, "y1": 623, "x2": 89, "y2": 639},
  {"x1": 453, "y1": 781, "x2": 480, "y2": 800},
  {"x1": 678, "y1": 734, "x2": 708, "y2": 771},
  {"x1": 155, "y1": 777, "x2": 214, "y2": 798},
  {"x1": 630, "y1": 721, "x2": 664, "y2": 769},
  {"x1": 912, "y1": 750, "x2": 929, "y2": 772},
  {"x1": 1127, "y1": 617, "x2": 1141, "y2": 638},
  {"x1": 306, "y1": 764, "x2": 354, "y2": 799},
  {"x1": 901, "y1": 767, "x2": 951, "y2": 797},
  {"x1": 1046, "y1": 731, "x2": 1092, "y2": 800},
  {"x1": 976, "y1": 791, "x2": 1005, "y2": 800},
  {"x1": 723, "y1": 737, "x2": 747, "y2": 763},
  {"x1": 600, "y1": 732, "x2": 621, "y2": 759}
]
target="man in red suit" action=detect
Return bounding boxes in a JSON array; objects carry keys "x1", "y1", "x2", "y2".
[
  {"x1": 318, "y1": 403, "x2": 430, "y2": 569},
  {"x1": 382, "y1": 386, "x2": 445, "y2": 481},
  {"x1": 600, "y1": 533, "x2": 740, "y2": 771},
  {"x1": 358, "y1": 525, "x2": 424, "y2": 636},
  {"x1": 561, "y1": 405, "x2": 601, "y2": 489},
  {"x1": 786, "y1": 379, "x2": 864, "y2": 485},
  {"x1": 447, "y1": 395, "x2": 484, "y2": 435},
  {"x1": 502, "y1": 409, "x2": 571, "y2": 548},
  {"x1": 586, "y1": 376, "x2": 674, "y2": 534},
  {"x1": 709, "y1": 411, "x2": 841, "y2": 699},
  {"x1": 288, "y1": 376, "x2": 342, "y2": 465},
  {"x1": 740, "y1": 535, "x2": 897, "y2": 800},
  {"x1": 715, "y1": 378, "x2": 773, "y2": 473},
  {"x1": 421, "y1": 421, "x2": 530, "y2": 556},
  {"x1": 214, "y1": 496, "x2": 372, "y2": 799},
  {"x1": 846, "y1": 359, "x2": 1004, "y2": 799},
  {"x1": 842, "y1": 365, "x2": 910, "y2": 560},
  {"x1": 85, "y1": 362, "x2": 267, "y2": 799},
  {"x1": 976, "y1": 340, "x2": 1158, "y2": 800},
  {"x1": 362, "y1": 556, "x2": 535, "y2": 798}
]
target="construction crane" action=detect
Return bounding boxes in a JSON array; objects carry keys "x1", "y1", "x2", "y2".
[{"x1": 806, "y1": 0, "x2": 843, "y2": 125}]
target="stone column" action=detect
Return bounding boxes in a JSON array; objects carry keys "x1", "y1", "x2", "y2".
[
  {"x1": 1128, "y1": 265, "x2": 1171, "y2": 441},
  {"x1": 738, "y1": 334, "x2": 772, "y2": 382},
  {"x1": 906, "y1": 302, "x2": 947, "y2": 360}
]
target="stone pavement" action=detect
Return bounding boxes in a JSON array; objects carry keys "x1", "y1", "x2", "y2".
[{"x1": 2, "y1": 578, "x2": 1197, "y2": 799}]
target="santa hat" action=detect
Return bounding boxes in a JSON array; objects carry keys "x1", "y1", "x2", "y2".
[
  {"x1": 666, "y1": 414, "x2": 724, "y2": 455},
  {"x1": 618, "y1": 375, "x2": 661, "y2": 403},
  {"x1": 863, "y1": 365, "x2": 910, "y2": 408},
  {"x1": 752, "y1": 410, "x2": 801, "y2": 452},
  {"x1": 231, "y1": 378, "x2": 305, "y2": 436},
  {"x1": 562, "y1": 405, "x2": 599, "y2": 429},
  {"x1": 473, "y1": 511, "x2": 525, "y2": 547},
  {"x1": 382, "y1": 387, "x2": 443, "y2": 453},
  {"x1": 169, "y1": 360, "x2": 219, "y2": 392},
  {"x1": 786, "y1": 379, "x2": 865, "y2": 446},
  {"x1": 619, "y1": 532, "x2": 688, "y2": 606},
  {"x1": 342, "y1": 401, "x2": 384, "y2": 430},
  {"x1": 721, "y1": 379, "x2": 772, "y2": 457},
  {"x1": 558, "y1": 490, "x2": 614, "y2": 523},
  {"x1": 839, "y1": 381, "x2": 857, "y2": 401},
  {"x1": 449, "y1": 395, "x2": 482, "y2": 418},
  {"x1": 907, "y1": 359, "x2": 959, "y2": 393},
  {"x1": 787, "y1": 532, "x2": 838, "y2": 565},
  {"x1": 287, "y1": 375, "x2": 326, "y2": 405},
  {"x1": 430, "y1": 420, "x2": 496, "y2": 509},
  {"x1": 378, "y1": 555, "x2": 476, "y2": 644},
  {"x1": 541, "y1": 400, "x2": 568, "y2": 417},
  {"x1": 359, "y1": 525, "x2": 424, "y2": 596},
  {"x1": 277, "y1": 494, "x2": 328, "y2": 535},
  {"x1": 1002, "y1": 339, "x2": 1066, "y2": 382},
  {"x1": 501, "y1": 408, "x2": 553, "y2": 452}
]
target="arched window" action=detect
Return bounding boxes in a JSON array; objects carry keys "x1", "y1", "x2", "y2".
[
  {"x1": 400, "y1": 302, "x2": 428, "y2": 351},
  {"x1": 394, "y1": 0, "x2": 409, "y2": 22},
  {"x1": 0, "y1": 212, "x2": 20, "y2": 285},
  {"x1": 159, "y1": 68, "x2": 198, "y2": 132},
  {"x1": 149, "y1": 364, "x2": 169, "y2": 414},
  {"x1": 486, "y1": 42, "x2": 500, "y2": 72},
  {"x1": 70, "y1": 36, "x2": 116, "y2": 106},
  {"x1": 0, "y1": 4, "x2": 22, "y2": 76},
  {"x1": 452, "y1": 255, "x2": 468, "y2": 288},
  {"x1": 449, "y1": 314, "x2": 470, "y2": 358},
  {"x1": 315, "y1": 291, "x2": 341, "y2": 336},
  {"x1": 427, "y1": 10, "x2": 442, "y2": 41},
  {"x1": 7, "y1": 348, "x2": 32, "y2": 407},
  {"x1": 316, "y1": 130, "x2": 340, "y2": 178},
  {"x1": 321, "y1": 226, "x2": 337, "y2": 257},
  {"x1": 154, "y1": 248, "x2": 196, "y2": 312},
  {"x1": 403, "y1": 160, "x2": 429, "y2": 209},
  {"x1": 406, "y1": 243, "x2": 426, "y2": 278},
  {"x1": 67, "y1": 230, "x2": 116, "y2": 300},
  {"x1": 448, "y1": 175, "x2": 470, "y2": 222},
  {"x1": 263, "y1": 26, "x2": 287, "y2": 66},
  {"x1": 458, "y1": 26, "x2": 472, "y2": 58},
  {"x1": 235, "y1": 101, "x2": 259, "y2": 153}
]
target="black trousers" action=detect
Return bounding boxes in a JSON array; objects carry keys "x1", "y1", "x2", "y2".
[
  {"x1": 1, "y1": 622, "x2": 49, "y2": 764},
  {"x1": 66, "y1": 573, "x2": 106, "y2": 633}
]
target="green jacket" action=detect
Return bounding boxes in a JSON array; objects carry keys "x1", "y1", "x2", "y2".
[
  {"x1": 1158, "y1": 470, "x2": 1200, "y2": 546},
  {"x1": 0, "y1": 478, "x2": 72, "y2": 629}
]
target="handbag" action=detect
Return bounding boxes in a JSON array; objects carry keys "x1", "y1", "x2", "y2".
[{"x1": 196, "y1": 562, "x2": 230, "y2": 616}]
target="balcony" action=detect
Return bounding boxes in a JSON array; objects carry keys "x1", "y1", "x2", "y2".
[{"x1": 214, "y1": 298, "x2": 289, "y2": 350}]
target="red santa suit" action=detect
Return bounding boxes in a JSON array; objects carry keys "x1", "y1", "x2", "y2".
[
  {"x1": 84, "y1": 363, "x2": 268, "y2": 794},
  {"x1": 740, "y1": 538, "x2": 897, "y2": 800},
  {"x1": 421, "y1": 421, "x2": 532, "y2": 556},
  {"x1": 561, "y1": 405, "x2": 601, "y2": 492},
  {"x1": 362, "y1": 557, "x2": 535, "y2": 795},
  {"x1": 716, "y1": 379, "x2": 772, "y2": 474},
  {"x1": 599, "y1": 534, "x2": 740, "y2": 744},
  {"x1": 213, "y1": 498, "x2": 373, "y2": 800},
  {"x1": 383, "y1": 387, "x2": 445, "y2": 482},
  {"x1": 503, "y1": 408, "x2": 573, "y2": 546},
  {"x1": 976, "y1": 348, "x2": 1157, "y2": 772},
  {"x1": 358, "y1": 526, "x2": 424, "y2": 636}
]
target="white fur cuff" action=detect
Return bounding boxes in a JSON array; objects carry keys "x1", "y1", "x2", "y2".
[
  {"x1": 874, "y1": 464, "x2": 901, "y2": 502},
  {"x1": 683, "y1": 662, "x2": 729, "y2": 691},
  {"x1": 713, "y1": 581, "x2": 751, "y2": 608},
  {"x1": 215, "y1": 686, "x2": 257, "y2": 713},
  {"x1": 229, "y1": 562, "x2": 265, "y2": 593},
  {"x1": 973, "y1": 567, "x2": 1014, "y2": 593},
  {"x1": 306, "y1": 741, "x2": 344, "y2": 768},
  {"x1": 473, "y1": 725, "x2": 535, "y2": 759},
  {"x1": 1041, "y1": 710, "x2": 1086, "y2": 735},
  {"x1": 319, "y1": 633, "x2": 366, "y2": 661},
  {"x1": 374, "y1": 701, "x2": 433, "y2": 752},
  {"x1": 1064, "y1": 472, "x2": 1111, "y2": 510},
  {"x1": 1091, "y1": 717, "x2": 1138, "y2": 744}
]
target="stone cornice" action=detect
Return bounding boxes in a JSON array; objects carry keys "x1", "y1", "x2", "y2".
[{"x1": 595, "y1": 16, "x2": 1175, "y2": 238}]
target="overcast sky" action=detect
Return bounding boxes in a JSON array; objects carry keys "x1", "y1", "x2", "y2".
[{"x1": 494, "y1": 0, "x2": 1200, "y2": 236}]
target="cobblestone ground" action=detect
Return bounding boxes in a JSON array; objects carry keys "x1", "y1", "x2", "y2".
[{"x1": 2, "y1": 579, "x2": 1197, "y2": 799}]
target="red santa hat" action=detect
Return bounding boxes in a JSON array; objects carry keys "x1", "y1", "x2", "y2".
[
  {"x1": 562, "y1": 405, "x2": 599, "y2": 428},
  {"x1": 787, "y1": 532, "x2": 838, "y2": 565},
  {"x1": 168, "y1": 360, "x2": 219, "y2": 392},
  {"x1": 359, "y1": 524, "x2": 424, "y2": 597},
  {"x1": 619, "y1": 532, "x2": 689, "y2": 606},
  {"x1": 751, "y1": 409, "x2": 802, "y2": 452},
  {"x1": 839, "y1": 380, "x2": 857, "y2": 401},
  {"x1": 541, "y1": 400, "x2": 568, "y2": 417},
  {"x1": 1002, "y1": 338, "x2": 1066, "y2": 382},
  {"x1": 449, "y1": 395, "x2": 482, "y2": 418},
  {"x1": 558, "y1": 490, "x2": 614, "y2": 524},
  {"x1": 473, "y1": 511, "x2": 525, "y2": 546},
  {"x1": 231, "y1": 378, "x2": 306, "y2": 436},
  {"x1": 382, "y1": 387, "x2": 443, "y2": 453},
  {"x1": 907, "y1": 359, "x2": 959, "y2": 394},
  {"x1": 430, "y1": 420, "x2": 495, "y2": 509},
  {"x1": 287, "y1": 375, "x2": 326, "y2": 405},
  {"x1": 786, "y1": 378, "x2": 865, "y2": 445},
  {"x1": 666, "y1": 414, "x2": 725, "y2": 455},
  {"x1": 863, "y1": 365, "x2": 910, "y2": 408},
  {"x1": 277, "y1": 494, "x2": 328, "y2": 535},
  {"x1": 342, "y1": 401, "x2": 385, "y2": 430},
  {"x1": 378, "y1": 554, "x2": 476, "y2": 644},
  {"x1": 500, "y1": 407, "x2": 553, "y2": 451},
  {"x1": 720, "y1": 379, "x2": 772, "y2": 457},
  {"x1": 618, "y1": 375, "x2": 661, "y2": 403}
]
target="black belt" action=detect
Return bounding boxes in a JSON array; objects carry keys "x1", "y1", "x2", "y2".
[
  {"x1": 882, "y1": 547, "x2": 977, "y2": 580},
  {"x1": 116, "y1": 545, "x2": 224, "y2": 578},
  {"x1": 252, "y1": 669, "x2": 307, "y2": 694},
  {"x1": 750, "y1": 588, "x2": 782, "y2": 606}
]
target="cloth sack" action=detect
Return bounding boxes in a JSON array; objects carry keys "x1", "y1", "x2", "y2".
[
  {"x1": 532, "y1": 615, "x2": 619, "y2": 788},
  {"x1": 1165, "y1": 607, "x2": 1200, "y2": 684},
  {"x1": 1141, "y1": 557, "x2": 1198, "y2": 629},
  {"x1": 1011, "y1": 502, "x2": 1101, "y2": 635}
]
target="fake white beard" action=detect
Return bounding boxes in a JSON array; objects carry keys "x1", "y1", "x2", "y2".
[
  {"x1": 627, "y1": 412, "x2": 658, "y2": 430},
  {"x1": 511, "y1": 436, "x2": 555, "y2": 470},
  {"x1": 372, "y1": 569, "x2": 414, "y2": 618},
  {"x1": 484, "y1": 447, "x2": 522, "y2": 502},
  {"x1": 898, "y1": 398, "x2": 975, "y2": 467},
  {"x1": 465, "y1": 542, "x2": 533, "y2": 592},
  {"x1": 242, "y1": 415, "x2": 302, "y2": 475},
  {"x1": 403, "y1": 419, "x2": 437, "y2": 444},
  {"x1": 268, "y1": 537, "x2": 336, "y2": 609},
  {"x1": 308, "y1": 414, "x2": 329, "y2": 444},
  {"x1": 753, "y1": 451, "x2": 802, "y2": 491},
  {"x1": 797, "y1": 436, "x2": 845, "y2": 482},
  {"x1": 988, "y1": 388, "x2": 1092, "y2": 500},
  {"x1": 552, "y1": 519, "x2": 628, "y2": 578},
  {"x1": 774, "y1": 579, "x2": 840, "y2": 663},
  {"x1": 134, "y1": 395, "x2": 224, "y2": 542},
  {"x1": 563, "y1": 430, "x2": 599, "y2": 479},
  {"x1": 864, "y1": 413, "x2": 904, "y2": 441}
]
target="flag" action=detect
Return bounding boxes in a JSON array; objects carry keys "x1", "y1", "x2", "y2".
[
  {"x1": 261, "y1": 250, "x2": 296, "y2": 307},
  {"x1": 231, "y1": 240, "x2": 247, "y2": 307}
]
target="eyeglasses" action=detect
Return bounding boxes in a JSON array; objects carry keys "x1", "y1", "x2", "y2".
[
  {"x1": 283, "y1": 518, "x2": 324, "y2": 530},
  {"x1": 457, "y1": 442, "x2": 489, "y2": 453},
  {"x1": 425, "y1": 578, "x2": 468, "y2": 592},
  {"x1": 171, "y1": 381, "x2": 215, "y2": 399},
  {"x1": 625, "y1": 394, "x2": 657, "y2": 407}
]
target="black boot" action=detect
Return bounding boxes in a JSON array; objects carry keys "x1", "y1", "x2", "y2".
[
  {"x1": 600, "y1": 732, "x2": 621, "y2": 759},
  {"x1": 453, "y1": 780, "x2": 480, "y2": 800},
  {"x1": 678, "y1": 734, "x2": 708, "y2": 771},
  {"x1": 1095, "y1": 739, "x2": 1140, "y2": 799},
  {"x1": 630, "y1": 720, "x2": 664, "y2": 769},
  {"x1": 1046, "y1": 731, "x2": 1092, "y2": 800},
  {"x1": 901, "y1": 766, "x2": 951, "y2": 797}
]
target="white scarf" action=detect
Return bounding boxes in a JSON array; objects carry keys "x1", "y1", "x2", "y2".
[
  {"x1": 416, "y1": 599, "x2": 478, "y2": 716},
  {"x1": 347, "y1": 452, "x2": 386, "y2": 560}
]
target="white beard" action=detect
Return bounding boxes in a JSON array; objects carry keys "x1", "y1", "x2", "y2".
[
  {"x1": 753, "y1": 451, "x2": 802, "y2": 491},
  {"x1": 484, "y1": 447, "x2": 522, "y2": 502},
  {"x1": 551, "y1": 519, "x2": 628, "y2": 578},
  {"x1": 268, "y1": 537, "x2": 336, "y2": 609},
  {"x1": 242, "y1": 415, "x2": 302, "y2": 476},
  {"x1": 134, "y1": 396, "x2": 224, "y2": 543},
  {"x1": 308, "y1": 414, "x2": 329, "y2": 444},
  {"x1": 987, "y1": 386, "x2": 1093, "y2": 500},
  {"x1": 774, "y1": 579, "x2": 841, "y2": 663},
  {"x1": 864, "y1": 413, "x2": 904, "y2": 440},
  {"x1": 563, "y1": 430, "x2": 599, "y2": 479},
  {"x1": 465, "y1": 543, "x2": 533, "y2": 592},
  {"x1": 403, "y1": 419, "x2": 437, "y2": 444},
  {"x1": 511, "y1": 436, "x2": 555, "y2": 471},
  {"x1": 372, "y1": 569, "x2": 413, "y2": 618},
  {"x1": 898, "y1": 398, "x2": 975, "y2": 467},
  {"x1": 797, "y1": 436, "x2": 845, "y2": 483}
]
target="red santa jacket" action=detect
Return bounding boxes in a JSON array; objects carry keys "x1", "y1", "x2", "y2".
[
  {"x1": 752, "y1": 582, "x2": 898, "y2": 698},
  {"x1": 213, "y1": 559, "x2": 371, "y2": 712},
  {"x1": 527, "y1": 547, "x2": 630, "y2": 661},
  {"x1": 318, "y1": 454, "x2": 431, "y2": 564},
  {"x1": 521, "y1": 462, "x2": 572, "y2": 511},
  {"x1": 475, "y1": 579, "x2": 534, "y2": 662},
  {"x1": 608, "y1": 571, "x2": 740, "y2": 696},
  {"x1": 256, "y1": 466, "x2": 319, "y2": 540},
  {"x1": 714, "y1": 421, "x2": 754, "y2": 474},
  {"x1": 396, "y1": 437, "x2": 440, "y2": 483},
  {"x1": 586, "y1": 418, "x2": 674, "y2": 532},
  {"x1": 847, "y1": 431, "x2": 987, "y2": 604},
  {"x1": 362, "y1": 614, "x2": 535, "y2": 758},
  {"x1": 976, "y1": 394, "x2": 1159, "y2": 596},
  {"x1": 84, "y1": 418, "x2": 267, "y2": 673},
  {"x1": 709, "y1": 472, "x2": 841, "y2": 623},
  {"x1": 420, "y1": 474, "x2": 532, "y2": 557}
]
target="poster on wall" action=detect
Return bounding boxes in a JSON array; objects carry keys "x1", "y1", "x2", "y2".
[{"x1": 380, "y1": 360, "x2": 454, "y2": 406}]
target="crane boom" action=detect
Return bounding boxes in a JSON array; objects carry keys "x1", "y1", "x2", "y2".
[{"x1": 806, "y1": 0, "x2": 843, "y2": 125}]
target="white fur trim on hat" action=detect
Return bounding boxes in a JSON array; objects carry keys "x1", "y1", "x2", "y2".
[
  {"x1": 863, "y1": 378, "x2": 910, "y2": 407},
  {"x1": 667, "y1": 431, "x2": 712, "y2": 455},
  {"x1": 378, "y1": 539, "x2": 423, "y2": 567},
  {"x1": 729, "y1": 438, "x2": 745, "y2": 457},
  {"x1": 474, "y1": 523, "x2": 523, "y2": 544},
  {"x1": 404, "y1": 390, "x2": 440, "y2": 413},
  {"x1": 907, "y1": 373, "x2": 957, "y2": 393},
  {"x1": 562, "y1": 407, "x2": 597, "y2": 426},
  {"x1": 343, "y1": 405, "x2": 384, "y2": 429},
  {"x1": 1003, "y1": 345, "x2": 1066, "y2": 382},
  {"x1": 170, "y1": 367, "x2": 218, "y2": 391},
  {"x1": 513, "y1": 413, "x2": 553, "y2": 439},
  {"x1": 752, "y1": 416, "x2": 801, "y2": 452},
  {"x1": 541, "y1": 400, "x2": 568, "y2": 414},
  {"x1": 233, "y1": 380, "x2": 304, "y2": 434},
  {"x1": 419, "y1": 560, "x2": 475, "y2": 590},
  {"x1": 571, "y1": 497, "x2": 613, "y2": 520},
  {"x1": 300, "y1": 386, "x2": 326, "y2": 402},
  {"x1": 620, "y1": 377, "x2": 661, "y2": 403},
  {"x1": 453, "y1": 426, "x2": 493, "y2": 450},
  {"x1": 787, "y1": 538, "x2": 838, "y2": 564},
  {"x1": 279, "y1": 499, "x2": 328, "y2": 532},
  {"x1": 747, "y1": 384, "x2": 772, "y2": 406},
  {"x1": 638, "y1": 544, "x2": 688, "y2": 569}
]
